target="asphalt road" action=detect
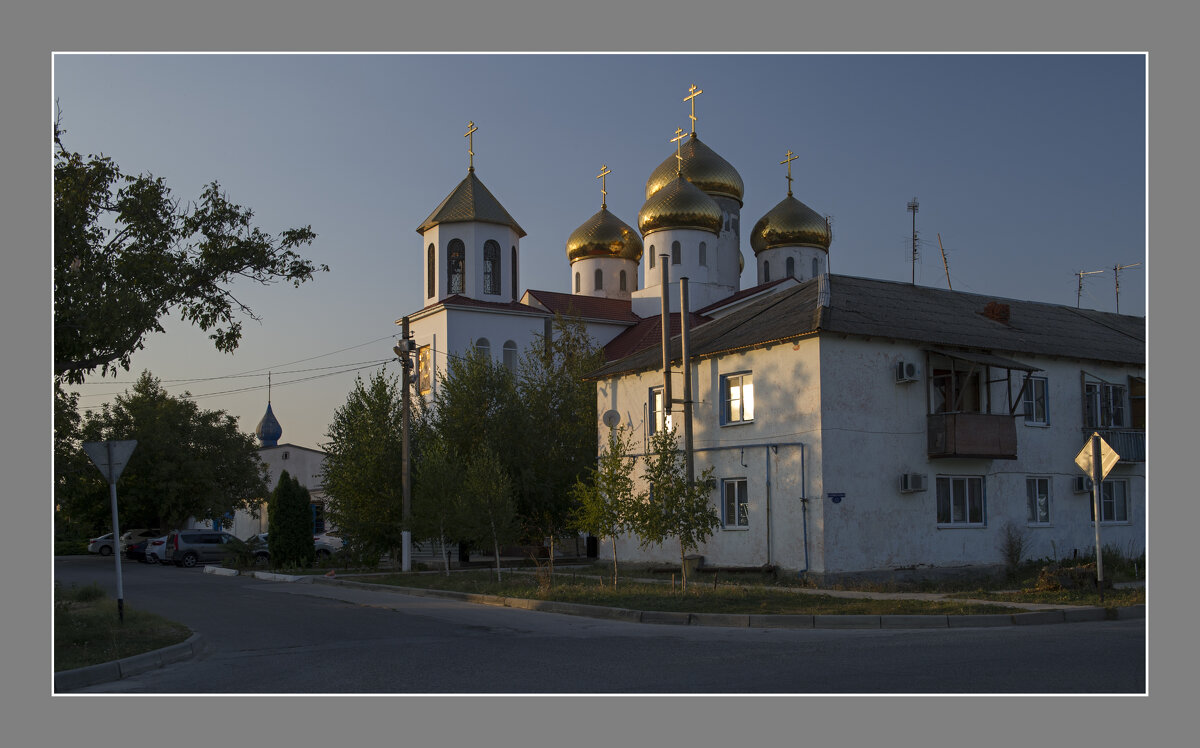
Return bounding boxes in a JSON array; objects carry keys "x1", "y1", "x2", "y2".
[{"x1": 55, "y1": 556, "x2": 1146, "y2": 694}]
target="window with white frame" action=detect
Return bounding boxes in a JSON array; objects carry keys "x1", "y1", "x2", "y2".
[
  {"x1": 502, "y1": 341, "x2": 518, "y2": 373},
  {"x1": 936, "y1": 475, "x2": 985, "y2": 526},
  {"x1": 649, "y1": 386, "x2": 666, "y2": 434},
  {"x1": 1026, "y1": 477, "x2": 1051, "y2": 524},
  {"x1": 721, "y1": 372, "x2": 754, "y2": 425},
  {"x1": 1084, "y1": 379, "x2": 1127, "y2": 428},
  {"x1": 1023, "y1": 376, "x2": 1049, "y2": 425},
  {"x1": 1089, "y1": 479, "x2": 1130, "y2": 523},
  {"x1": 723, "y1": 478, "x2": 748, "y2": 528}
]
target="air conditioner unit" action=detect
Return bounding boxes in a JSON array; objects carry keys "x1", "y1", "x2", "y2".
[
  {"x1": 899, "y1": 473, "x2": 928, "y2": 493},
  {"x1": 895, "y1": 360, "x2": 919, "y2": 383},
  {"x1": 1072, "y1": 476, "x2": 1094, "y2": 493}
]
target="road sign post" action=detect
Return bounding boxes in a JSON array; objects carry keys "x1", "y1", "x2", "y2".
[
  {"x1": 1075, "y1": 433, "x2": 1120, "y2": 604},
  {"x1": 82, "y1": 440, "x2": 137, "y2": 622}
]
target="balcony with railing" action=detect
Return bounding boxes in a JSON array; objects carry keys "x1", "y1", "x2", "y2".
[
  {"x1": 927, "y1": 413, "x2": 1018, "y2": 459},
  {"x1": 1087, "y1": 429, "x2": 1146, "y2": 462}
]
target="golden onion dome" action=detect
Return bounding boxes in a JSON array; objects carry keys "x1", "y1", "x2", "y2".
[
  {"x1": 749, "y1": 194, "x2": 832, "y2": 254},
  {"x1": 638, "y1": 175, "x2": 724, "y2": 236},
  {"x1": 645, "y1": 135, "x2": 744, "y2": 205},
  {"x1": 566, "y1": 208, "x2": 644, "y2": 263}
]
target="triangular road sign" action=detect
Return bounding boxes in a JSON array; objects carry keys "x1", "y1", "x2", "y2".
[{"x1": 83, "y1": 440, "x2": 138, "y2": 483}]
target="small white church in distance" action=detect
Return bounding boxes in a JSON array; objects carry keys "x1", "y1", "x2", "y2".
[{"x1": 398, "y1": 87, "x2": 1145, "y2": 583}]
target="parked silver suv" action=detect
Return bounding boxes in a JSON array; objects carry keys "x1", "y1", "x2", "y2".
[{"x1": 167, "y1": 529, "x2": 237, "y2": 568}]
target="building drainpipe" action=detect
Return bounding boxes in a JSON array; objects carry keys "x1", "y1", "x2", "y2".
[{"x1": 800, "y1": 442, "x2": 809, "y2": 577}]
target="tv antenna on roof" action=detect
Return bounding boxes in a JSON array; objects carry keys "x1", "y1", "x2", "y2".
[
  {"x1": 1114, "y1": 262, "x2": 1141, "y2": 314},
  {"x1": 1076, "y1": 269, "x2": 1105, "y2": 308},
  {"x1": 937, "y1": 233, "x2": 952, "y2": 291},
  {"x1": 907, "y1": 198, "x2": 919, "y2": 284}
]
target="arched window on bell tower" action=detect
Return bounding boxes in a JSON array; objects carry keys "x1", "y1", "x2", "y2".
[
  {"x1": 483, "y1": 240, "x2": 501, "y2": 295},
  {"x1": 448, "y1": 239, "x2": 465, "y2": 295},
  {"x1": 594, "y1": 268, "x2": 603, "y2": 291},
  {"x1": 427, "y1": 244, "x2": 435, "y2": 298}
]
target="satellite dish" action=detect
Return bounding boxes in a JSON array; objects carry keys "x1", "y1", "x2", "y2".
[{"x1": 602, "y1": 410, "x2": 621, "y2": 428}]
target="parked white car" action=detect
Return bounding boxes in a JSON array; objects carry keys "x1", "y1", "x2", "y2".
[
  {"x1": 143, "y1": 534, "x2": 171, "y2": 564},
  {"x1": 87, "y1": 533, "x2": 117, "y2": 556},
  {"x1": 313, "y1": 531, "x2": 343, "y2": 557}
]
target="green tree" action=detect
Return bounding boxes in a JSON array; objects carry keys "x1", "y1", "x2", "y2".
[
  {"x1": 457, "y1": 448, "x2": 521, "y2": 582},
  {"x1": 412, "y1": 426, "x2": 459, "y2": 576},
  {"x1": 321, "y1": 370, "x2": 405, "y2": 567},
  {"x1": 53, "y1": 119, "x2": 326, "y2": 384},
  {"x1": 570, "y1": 425, "x2": 638, "y2": 588},
  {"x1": 633, "y1": 427, "x2": 720, "y2": 590},
  {"x1": 513, "y1": 315, "x2": 604, "y2": 568},
  {"x1": 268, "y1": 471, "x2": 316, "y2": 568},
  {"x1": 68, "y1": 371, "x2": 268, "y2": 533}
]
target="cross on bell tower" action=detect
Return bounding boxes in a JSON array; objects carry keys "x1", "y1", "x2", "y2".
[{"x1": 465, "y1": 120, "x2": 478, "y2": 172}]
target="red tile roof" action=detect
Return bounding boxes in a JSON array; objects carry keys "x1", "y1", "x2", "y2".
[
  {"x1": 523, "y1": 289, "x2": 642, "y2": 323},
  {"x1": 602, "y1": 312, "x2": 711, "y2": 362}
]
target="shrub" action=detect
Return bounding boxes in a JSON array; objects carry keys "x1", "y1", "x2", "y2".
[{"x1": 998, "y1": 522, "x2": 1029, "y2": 578}]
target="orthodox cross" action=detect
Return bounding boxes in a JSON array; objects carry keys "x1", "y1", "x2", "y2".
[
  {"x1": 684, "y1": 84, "x2": 703, "y2": 135},
  {"x1": 597, "y1": 164, "x2": 611, "y2": 209},
  {"x1": 465, "y1": 121, "x2": 478, "y2": 172},
  {"x1": 781, "y1": 149, "x2": 798, "y2": 196},
  {"x1": 267, "y1": 371, "x2": 272, "y2": 403},
  {"x1": 671, "y1": 127, "x2": 687, "y2": 175}
]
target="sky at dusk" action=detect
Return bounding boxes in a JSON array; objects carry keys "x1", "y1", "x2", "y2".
[{"x1": 53, "y1": 53, "x2": 1147, "y2": 451}]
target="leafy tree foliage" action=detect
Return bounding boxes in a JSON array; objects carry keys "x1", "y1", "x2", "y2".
[
  {"x1": 457, "y1": 448, "x2": 521, "y2": 581},
  {"x1": 321, "y1": 370, "x2": 406, "y2": 567},
  {"x1": 53, "y1": 119, "x2": 327, "y2": 384},
  {"x1": 267, "y1": 470, "x2": 315, "y2": 568},
  {"x1": 570, "y1": 425, "x2": 638, "y2": 588},
  {"x1": 411, "y1": 426, "x2": 459, "y2": 575},
  {"x1": 513, "y1": 316, "x2": 604, "y2": 559},
  {"x1": 63, "y1": 371, "x2": 268, "y2": 533},
  {"x1": 633, "y1": 427, "x2": 720, "y2": 590}
]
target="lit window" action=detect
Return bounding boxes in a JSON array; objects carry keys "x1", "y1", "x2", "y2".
[
  {"x1": 936, "y1": 475, "x2": 985, "y2": 526},
  {"x1": 649, "y1": 386, "x2": 666, "y2": 434},
  {"x1": 1026, "y1": 477, "x2": 1051, "y2": 524},
  {"x1": 1023, "y1": 376, "x2": 1049, "y2": 425},
  {"x1": 721, "y1": 373, "x2": 754, "y2": 425},
  {"x1": 723, "y1": 478, "x2": 748, "y2": 528}
]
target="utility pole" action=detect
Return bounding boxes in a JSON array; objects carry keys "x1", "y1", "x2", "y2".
[
  {"x1": 679, "y1": 277, "x2": 695, "y2": 485},
  {"x1": 394, "y1": 318, "x2": 414, "y2": 572},
  {"x1": 1114, "y1": 262, "x2": 1141, "y2": 314},
  {"x1": 907, "y1": 198, "x2": 919, "y2": 284},
  {"x1": 660, "y1": 252, "x2": 672, "y2": 431}
]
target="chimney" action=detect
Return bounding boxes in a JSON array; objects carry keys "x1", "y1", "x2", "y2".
[{"x1": 983, "y1": 301, "x2": 1010, "y2": 324}]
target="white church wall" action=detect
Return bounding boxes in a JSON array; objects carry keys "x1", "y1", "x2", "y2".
[
  {"x1": 570, "y1": 256, "x2": 638, "y2": 299},
  {"x1": 424, "y1": 222, "x2": 521, "y2": 303},
  {"x1": 634, "y1": 228, "x2": 728, "y2": 315}
]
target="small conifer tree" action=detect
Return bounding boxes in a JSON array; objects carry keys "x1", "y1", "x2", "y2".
[{"x1": 268, "y1": 470, "x2": 315, "y2": 569}]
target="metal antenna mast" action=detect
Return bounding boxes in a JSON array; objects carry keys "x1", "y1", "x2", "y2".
[
  {"x1": 1114, "y1": 262, "x2": 1141, "y2": 314},
  {"x1": 937, "y1": 233, "x2": 952, "y2": 290},
  {"x1": 1076, "y1": 269, "x2": 1105, "y2": 308},
  {"x1": 907, "y1": 198, "x2": 919, "y2": 284}
]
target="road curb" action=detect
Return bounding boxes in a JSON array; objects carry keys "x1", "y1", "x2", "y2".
[
  {"x1": 306, "y1": 577, "x2": 1143, "y2": 631},
  {"x1": 55, "y1": 633, "x2": 202, "y2": 692},
  {"x1": 203, "y1": 566, "x2": 238, "y2": 577}
]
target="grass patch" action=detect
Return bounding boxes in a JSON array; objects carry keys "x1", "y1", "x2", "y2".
[
  {"x1": 340, "y1": 570, "x2": 1019, "y2": 616},
  {"x1": 55, "y1": 583, "x2": 191, "y2": 672},
  {"x1": 947, "y1": 587, "x2": 1145, "y2": 608}
]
